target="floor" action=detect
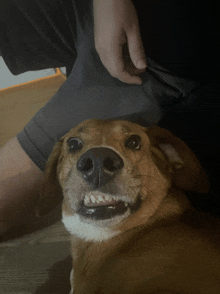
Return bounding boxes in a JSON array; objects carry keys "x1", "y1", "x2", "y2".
[
  {"x1": 0, "y1": 218, "x2": 72, "y2": 294},
  {"x1": 0, "y1": 58, "x2": 72, "y2": 294}
]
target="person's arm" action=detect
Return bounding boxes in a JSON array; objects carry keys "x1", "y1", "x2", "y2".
[{"x1": 93, "y1": 0, "x2": 147, "y2": 85}]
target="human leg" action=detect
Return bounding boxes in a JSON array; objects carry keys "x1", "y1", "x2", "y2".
[{"x1": 0, "y1": 137, "x2": 44, "y2": 235}]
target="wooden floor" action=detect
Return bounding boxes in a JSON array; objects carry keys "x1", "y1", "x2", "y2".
[{"x1": 0, "y1": 217, "x2": 72, "y2": 294}]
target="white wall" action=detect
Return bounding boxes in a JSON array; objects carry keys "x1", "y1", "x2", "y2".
[{"x1": 0, "y1": 57, "x2": 60, "y2": 90}]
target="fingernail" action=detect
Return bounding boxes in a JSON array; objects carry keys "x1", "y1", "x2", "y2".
[{"x1": 137, "y1": 59, "x2": 147, "y2": 69}]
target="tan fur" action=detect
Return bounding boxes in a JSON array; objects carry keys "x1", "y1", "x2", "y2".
[{"x1": 36, "y1": 119, "x2": 220, "y2": 294}]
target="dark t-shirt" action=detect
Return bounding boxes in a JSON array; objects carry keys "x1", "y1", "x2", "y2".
[{"x1": 134, "y1": 0, "x2": 220, "y2": 80}]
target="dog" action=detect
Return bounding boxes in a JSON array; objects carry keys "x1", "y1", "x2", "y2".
[{"x1": 36, "y1": 119, "x2": 220, "y2": 294}]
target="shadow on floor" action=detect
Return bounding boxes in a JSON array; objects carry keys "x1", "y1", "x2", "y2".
[
  {"x1": 0, "y1": 205, "x2": 62, "y2": 243},
  {"x1": 34, "y1": 255, "x2": 72, "y2": 294}
]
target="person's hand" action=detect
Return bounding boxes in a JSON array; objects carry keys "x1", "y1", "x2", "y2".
[{"x1": 93, "y1": 0, "x2": 147, "y2": 85}]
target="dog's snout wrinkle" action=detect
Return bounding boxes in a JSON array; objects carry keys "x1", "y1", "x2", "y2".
[{"x1": 77, "y1": 147, "x2": 124, "y2": 188}]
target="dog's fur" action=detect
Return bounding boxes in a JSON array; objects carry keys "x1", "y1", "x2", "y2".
[{"x1": 36, "y1": 119, "x2": 220, "y2": 294}]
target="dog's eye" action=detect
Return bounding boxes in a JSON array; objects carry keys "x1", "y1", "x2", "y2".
[
  {"x1": 67, "y1": 138, "x2": 83, "y2": 152},
  {"x1": 125, "y1": 135, "x2": 141, "y2": 150}
]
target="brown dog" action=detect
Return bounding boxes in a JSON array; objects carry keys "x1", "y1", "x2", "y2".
[{"x1": 36, "y1": 119, "x2": 220, "y2": 294}]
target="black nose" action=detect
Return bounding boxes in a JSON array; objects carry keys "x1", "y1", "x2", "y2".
[{"x1": 77, "y1": 147, "x2": 124, "y2": 188}]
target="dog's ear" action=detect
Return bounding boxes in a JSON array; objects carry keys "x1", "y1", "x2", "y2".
[
  {"x1": 35, "y1": 139, "x2": 64, "y2": 217},
  {"x1": 146, "y1": 126, "x2": 210, "y2": 193}
]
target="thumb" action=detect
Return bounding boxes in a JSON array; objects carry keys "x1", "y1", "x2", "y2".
[{"x1": 127, "y1": 27, "x2": 147, "y2": 70}]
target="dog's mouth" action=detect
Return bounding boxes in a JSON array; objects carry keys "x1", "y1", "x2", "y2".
[{"x1": 77, "y1": 191, "x2": 141, "y2": 220}]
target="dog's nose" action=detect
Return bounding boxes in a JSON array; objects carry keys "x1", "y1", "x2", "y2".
[{"x1": 77, "y1": 147, "x2": 124, "y2": 188}]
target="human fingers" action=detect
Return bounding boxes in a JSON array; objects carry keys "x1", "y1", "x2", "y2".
[
  {"x1": 97, "y1": 36, "x2": 143, "y2": 85},
  {"x1": 127, "y1": 25, "x2": 147, "y2": 70}
]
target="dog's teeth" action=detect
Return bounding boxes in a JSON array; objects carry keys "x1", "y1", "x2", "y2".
[
  {"x1": 98, "y1": 195, "x2": 104, "y2": 202},
  {"x1": 84, "y1": 196, "x2": 89, "y2": 204},
  {"x1": 83, "y1": 193, "x2": 132, "y2": 206},
  {"x1": 104, "y1": 195, "x2": 112, "y2": 201},
  {"x1": 91, "y1": 195, "x2": 96, "y2": 203}
]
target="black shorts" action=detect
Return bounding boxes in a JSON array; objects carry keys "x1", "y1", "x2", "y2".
[{"x1": 1, "y1": 0, "x2": 220, "y2": 214}]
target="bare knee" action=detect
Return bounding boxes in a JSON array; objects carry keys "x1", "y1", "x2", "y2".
[{"x1": 0, "y1": 137, "x2": 44, "y2": 235}]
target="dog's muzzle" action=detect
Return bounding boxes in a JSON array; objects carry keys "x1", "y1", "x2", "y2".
[{"x1": 76, "y1": 147, "x2": 141, "y2": 220}]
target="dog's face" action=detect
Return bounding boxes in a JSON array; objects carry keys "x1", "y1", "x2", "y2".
[{"x1": 36, "y1": 119, "x2": 209, "y2": 241}]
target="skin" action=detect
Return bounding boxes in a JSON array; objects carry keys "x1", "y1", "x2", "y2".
[{"x1": 0, "y1": 137, "x2": 44, "y2": 236}]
